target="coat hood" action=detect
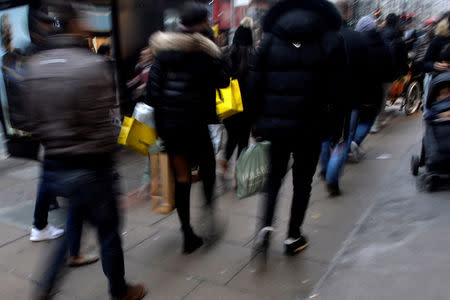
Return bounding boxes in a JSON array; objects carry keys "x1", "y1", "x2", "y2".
[
  {"x1": 150, "y1": 31, "x2": 222, "y2": 59},
  {"x1": 263, "y1": 0, "x2": 342, "y2": 40},
  {"x1": 435, "y1": 19, "x2": 450, "y2": 37},
  {"x1": 427, "y1": 71, "x2": 450, "y2": 108}
]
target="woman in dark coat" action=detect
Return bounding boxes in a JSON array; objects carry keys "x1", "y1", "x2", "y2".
[
  {"x1": 146, "y1": 3, "x2": 229, "y2": 254},
  {"x1": 424, "y1": 13, "x2": 450, "y2": 75},
  {"x1": 220, "y1": 17, "x2": 254, "y2": 173}
]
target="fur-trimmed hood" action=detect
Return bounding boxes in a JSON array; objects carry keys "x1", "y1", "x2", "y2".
[
  {"x1": 150, "y1": 31, "x2": 222, "y2": 59},
  {"x1": 436, "y1": 19, "x2": 450, "y2": 37},
  {"x1": 263, "y1": 0, "x2": 342, "y2": 40}
]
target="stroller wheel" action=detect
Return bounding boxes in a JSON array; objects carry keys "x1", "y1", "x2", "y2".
[
  {"x1": 411, "y1": 155, "x2": 420, "y2": 176},
  {"x1": 404, "y1": 81, "x2": 422, "y2": 115}
]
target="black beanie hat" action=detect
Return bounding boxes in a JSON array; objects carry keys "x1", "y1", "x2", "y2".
[
  {"x1": 180, "y1": 2, "x2": 208, "y2": 27},
  {"x1": 233, "y1": 17, "x2": 253, "y2": 46}
]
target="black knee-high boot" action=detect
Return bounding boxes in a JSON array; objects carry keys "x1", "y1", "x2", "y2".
[{"x1": 174, "y1": 181, "x2": 203, "y2": 253}]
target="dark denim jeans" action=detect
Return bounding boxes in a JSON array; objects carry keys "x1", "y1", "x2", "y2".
[
  {"x1": 36, "y1": 160, "x2": 127, "y2": 298},
  {"x1": 33, "y1": 176, "x2": 61, "y2": 230}
]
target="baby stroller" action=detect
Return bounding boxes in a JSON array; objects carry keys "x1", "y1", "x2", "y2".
[{"x1": 411, "y1": 72, "x2": 450, "y2": 191}]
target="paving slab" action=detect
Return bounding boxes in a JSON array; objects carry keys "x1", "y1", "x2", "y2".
[
  {"x1": 0, "y1": 235, "x2": 61, "y2": 281},
  {"x1": 0, "y1": 222, "x2": 28, "y2": 247},
  {"x1": 227, "y1": 252, "x2": 327, "y2": 300},
  {"x1": 185, "y1": 281, "x2": 272, "y2": 300},
  {"x1": 126, "y1": 228, "x2": 252, "y2": 285},
  {"x1": 0, "y1": 270, "x2": 36, "y2": 300}
]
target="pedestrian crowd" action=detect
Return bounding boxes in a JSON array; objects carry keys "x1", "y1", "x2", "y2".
[{"x1": 3, "y1": 0, "x2": 449, "y2": 299}]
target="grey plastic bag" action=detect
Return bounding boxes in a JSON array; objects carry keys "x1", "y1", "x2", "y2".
[
  {"x1": 236, "y1": 141, "x2": 271, "y2": 199},
  {"x1": 132, "y1": 102, "x2": 155, "y2": 129}
]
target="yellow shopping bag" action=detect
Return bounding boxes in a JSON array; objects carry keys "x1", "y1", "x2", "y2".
[
  {"x1": 117, "y1": 116, "x2": 157, "y2": 156},
  {"x1": 216, "y1": 78, "x2": 244, "y2": 120}
]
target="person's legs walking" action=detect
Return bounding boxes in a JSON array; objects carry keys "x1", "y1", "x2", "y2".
[
  {"x1": 319, "y1": 140, "x2": 331, "y2": 177},
  {"x1": 354, "y1": 109, "x2": 377, "y2": 146},
  {"x1": 262, "y1": 142, "x2": 291, "y2": 230},
  {"x1": 236, "y1": 120, "x2": 251, "y2": 158},
  {"x1": 33, "y1": 178, "x2": 52, "y2": 231},
  {"x1": 223, "y1": 119, "x2": 239, "y2": 162},
  {"x1": 371, "y1": 83, "x2": 392, "y2": 133},
  {"x1": 285, "y1": 139, "x2": 322, "y2": 255},
  {"x1": 84, "y1": 169, "x2": 127, "y2": 298},
  {"x1": 31, "y1": 164, "x2": 64, "y2": 242},
  {"x1": 198, "y1": 133, "x2": 216, "y2": 206},
  {"x1": 325, "y1": 109, "x2": 359, "y2": 191},
  {"x1": 170, "y1": 154, "x2": 203, "y2": 253},
  {"x1": 254, "y1": 142, "x2": 290, "y2": 254},
  {"x1": 66, "y1": 203, "x2": 83, "y2": 258}
]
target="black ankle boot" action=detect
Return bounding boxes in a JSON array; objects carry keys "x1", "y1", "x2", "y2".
[{"x1": 183, "y1": 230, "x2": 204, "y2": 254}]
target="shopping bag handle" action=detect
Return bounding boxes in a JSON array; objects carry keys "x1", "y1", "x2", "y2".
[
  {"x1": 217, "y1": 89, "x2": 224, "y2": 103},
  {"x1": 216, "y1": 78, "x2": 233, "y2": 103}
]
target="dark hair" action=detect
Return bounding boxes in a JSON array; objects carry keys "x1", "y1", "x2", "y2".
[
  {"x1": 180, "y1": 2, "x2": 208, "y2": 27},
  {"x1": 45, "y1": 0, "x2": 79, "y2": 34},
  {"x1": 386, "y1": 13, "x2": 399, "y2": 27},
  {"x1": 228, "y1": 44, "x2": 253, "y2": 79}
]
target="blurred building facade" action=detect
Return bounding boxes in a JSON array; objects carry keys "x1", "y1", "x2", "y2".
[{"x1": 350, "y1": 0, "x2": 449, "y2": 23}]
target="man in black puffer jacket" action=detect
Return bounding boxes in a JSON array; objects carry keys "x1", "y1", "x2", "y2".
[
  {"x1": 146, "y1": 2, "x2": 229, "y2": 254},
  {"x1": 250, "y1": 0, "x2": 347, "y2": 256}
]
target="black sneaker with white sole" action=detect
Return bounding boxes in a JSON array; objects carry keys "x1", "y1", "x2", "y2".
[{"x1": 284, "y1": 235, "x2": 309, "y2": 256}]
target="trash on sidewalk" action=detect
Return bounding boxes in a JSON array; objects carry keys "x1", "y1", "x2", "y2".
[{"x1": 376, "y1": 154, "x2": 392, "y2": 160}]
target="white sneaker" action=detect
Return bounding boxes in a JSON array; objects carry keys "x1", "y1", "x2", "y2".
[
  {"x1": 370, "y1": 124, "x2": 380, "y2": 134},
  {"x1": 30, "y1": 225, "x2": 64, "y2": 242},
  {"x1": 350, "y1": 141, "x2": 358, "y2": 154}
]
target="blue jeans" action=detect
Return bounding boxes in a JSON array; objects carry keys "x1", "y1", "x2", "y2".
[
  {"x1": 36, "y1": 159, "x2": 127, "y2": 298},
  {"x1": 353, "y1": 118, "x2": 376, "y2": 145},
  {"x1": 320, "y1": 110, "x2": 359, "y2": 185},
  {"x1": 320, "y1": 109, "x2": 378, "y2": 185}
]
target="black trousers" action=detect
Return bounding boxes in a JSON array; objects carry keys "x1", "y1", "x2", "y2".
[
  {"x1": 223, "y1": 114, "x2": 251, "y2": 161},
  {"x1": 263, "y1": 138, "x2": 322, "y2": 238}
]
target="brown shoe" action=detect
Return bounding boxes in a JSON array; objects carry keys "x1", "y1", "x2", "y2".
[
  {"x1": 68, "y1": 254, "x2": 100, "y2": 267},
  {"x1": 113, "y1": 284, "x2": 148, "y2": 300}
]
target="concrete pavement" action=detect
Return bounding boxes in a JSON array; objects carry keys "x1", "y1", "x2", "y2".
[{"x1": 0, "y1": 109, "x2": 448, "y2": 300}]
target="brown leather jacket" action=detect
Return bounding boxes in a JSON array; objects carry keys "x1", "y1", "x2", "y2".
[{"x1": 22, "y1": 35, "x2": 117, "y2": 158}]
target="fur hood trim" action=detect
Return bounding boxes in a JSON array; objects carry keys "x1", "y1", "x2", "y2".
[
  {"x1": 436, "y1": 19, "x2": 450, "y2": 37},
  {"x1": 150, "y1": 31, "x2": 221, "y2": 59}
]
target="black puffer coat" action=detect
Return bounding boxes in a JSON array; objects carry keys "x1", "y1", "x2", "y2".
[
  {"x1": 379, "y1": 25, "x2": 408, "y2": 78},
  {"x1": 423, "y1": 19, "x2": 450, "y2": 74},
  {"x1": 340, "y1": 22, "x2": 369, "y2": 111},
  {"x1": 362, "y1": 30, "x2": 395, "y2": 109},
  {"x1": 146, "y1": 32, "x2": 229, "y2": 150},
  {"x1": 249, "y1": 0, "x2": 347, "y2": 141}
]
